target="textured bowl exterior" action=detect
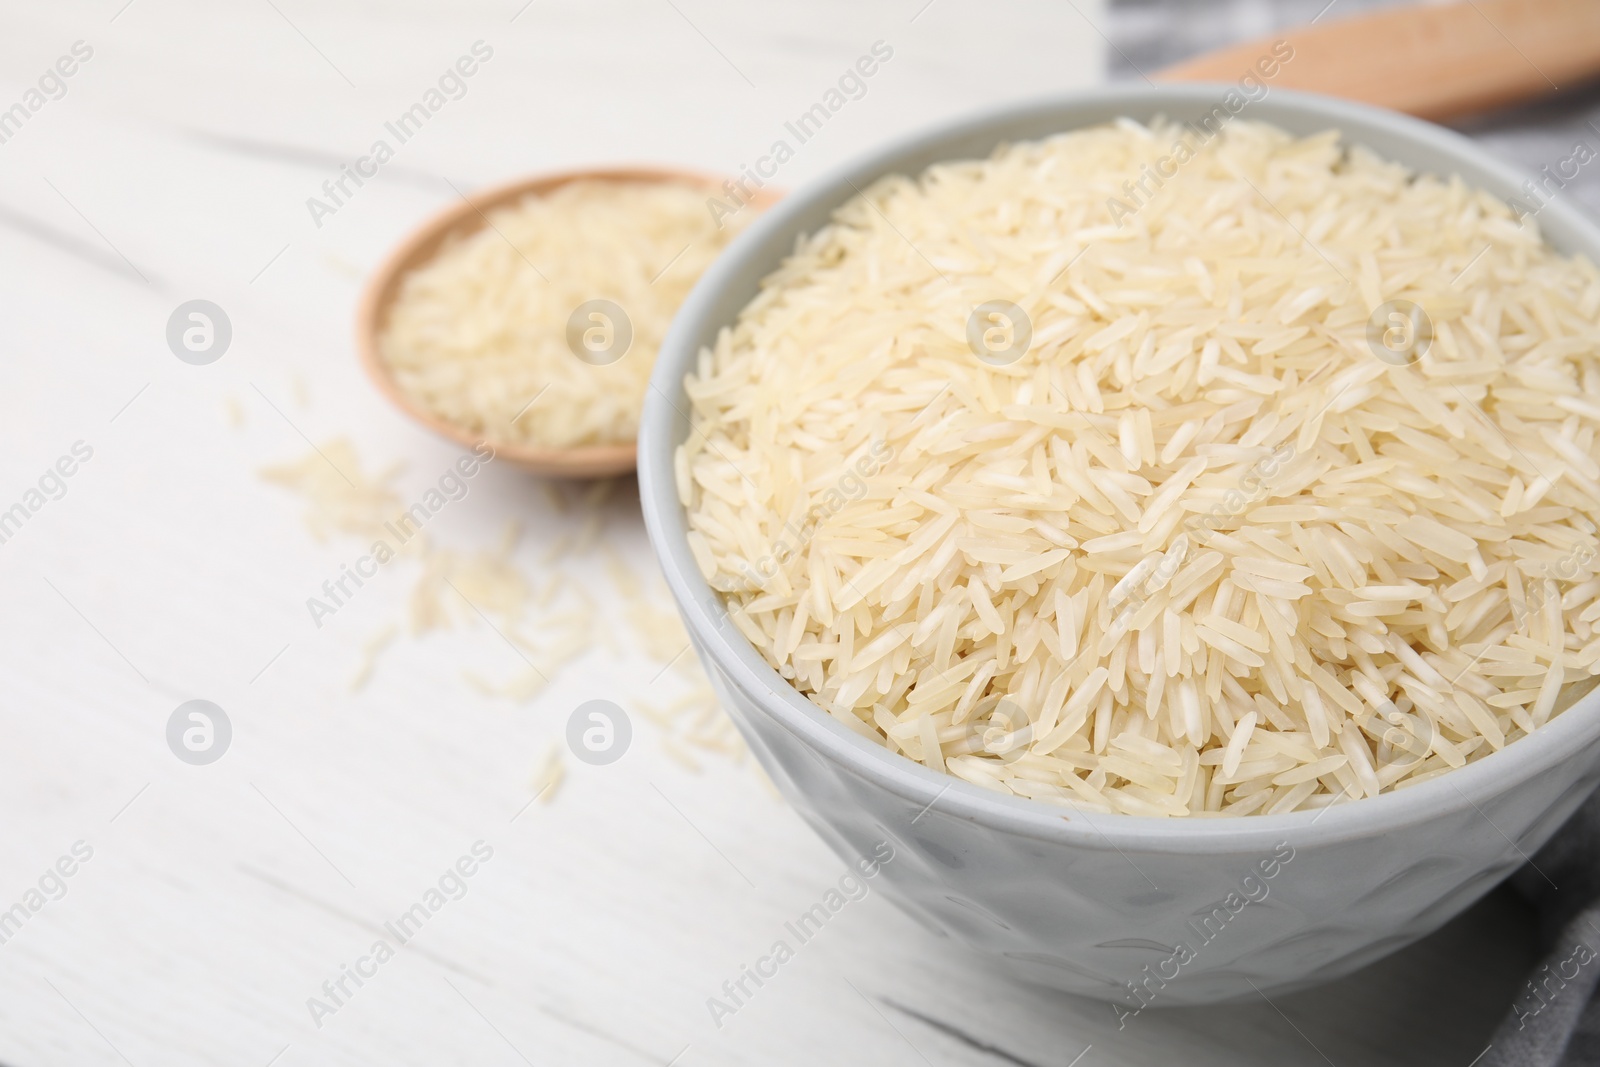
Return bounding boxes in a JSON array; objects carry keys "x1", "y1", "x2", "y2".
[{"x1": 640, "y1": 86, "x2": 1600, "y2": 1005}]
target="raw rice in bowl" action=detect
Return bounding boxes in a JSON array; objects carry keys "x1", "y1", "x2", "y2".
[
  {"x1": 640, "y1": 89, "x2": 1600, "y2": 1001},
  {"x1": 675, "y1": 115, "x2": 1600, "y2": 819}
]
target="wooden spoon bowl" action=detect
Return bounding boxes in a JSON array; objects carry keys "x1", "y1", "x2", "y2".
[
  {"x1": 1158, "y1": 0, "x2": 1600, "y2": 122},
  {"x1": 356, "y1": 166, "x2": 779, "y2": 479}
]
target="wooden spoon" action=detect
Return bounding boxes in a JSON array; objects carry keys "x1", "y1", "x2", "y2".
[
  {"x1": 1159, "y1": 0, "x2": 1600, "y2": 122},
  {"x1": 356, "y1": 167, "x2": 779, "y2": 479}
]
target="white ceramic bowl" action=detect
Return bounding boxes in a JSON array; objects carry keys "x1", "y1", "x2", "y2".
[{"x1": 639, "y1": 86, "x2": 1600, "y2": 1005}]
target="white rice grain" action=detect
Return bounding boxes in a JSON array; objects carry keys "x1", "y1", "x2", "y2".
[{"x1": 680, "y1": 119, "x2": 1600, "y2": 816}]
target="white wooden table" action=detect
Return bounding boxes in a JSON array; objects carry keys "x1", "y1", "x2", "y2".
[{"x1": 0, "y1": 2, "x2": 1535, "y2": 1064}]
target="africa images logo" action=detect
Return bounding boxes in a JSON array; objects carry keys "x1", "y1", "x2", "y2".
[{"x1": 1113, "y1": 842, "x2": 1295, "y2": 1027}]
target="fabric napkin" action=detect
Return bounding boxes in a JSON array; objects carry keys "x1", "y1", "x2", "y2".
[{"x1": 1481, "y1": 790, "x2": 1600, "y2": 1066}]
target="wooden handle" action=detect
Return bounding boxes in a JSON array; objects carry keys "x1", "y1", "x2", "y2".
[{"x1": 1158, "y1": 0, "x2": 1600, "y2": 121}]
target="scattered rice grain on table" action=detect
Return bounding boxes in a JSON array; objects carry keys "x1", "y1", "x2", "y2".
[
  {"x1": 530, "y1": 741, "x2": 566, "y2": 802},
  {"x1": 349, "y1": 624, "x2": 399, "y2": 692},
  {"x1": 260, "y1": 438, "x2": 406, "y2": 545}
]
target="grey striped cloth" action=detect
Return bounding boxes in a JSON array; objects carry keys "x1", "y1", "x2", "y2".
[{"x1": 1103, "y1": 3, "x2": 1600, "y2": 1064}]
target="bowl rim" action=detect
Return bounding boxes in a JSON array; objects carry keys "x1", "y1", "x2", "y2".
[
  {"x1": 354, "y1": 165, "x2": 779, "y2": 479},
  {"x1": 639, "y1": 83, "x2": 1600, "y2": 853}
]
